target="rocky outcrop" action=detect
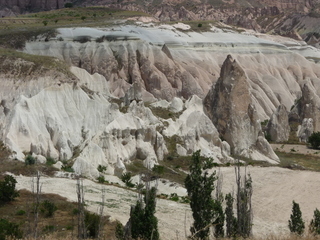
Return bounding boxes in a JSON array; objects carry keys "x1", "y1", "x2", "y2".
[
  {"x1": 266, "y1": 104, "x2": 290, "y2": 142},
  {"x1": 163, "y1": 95, "x2": 232, "y2": 163},
  {"x1": 24, "y1": 38, "x2": 212, "y2": 101},
  {"x1": 204, "y1": 55, "x2": 279, "y2": 163},
  {"x1": 297, "y1": 81, "x2": 320, "y2": 131},
  {"x1": 298, "y1": 118, "x2": 314, "y2": 142}
]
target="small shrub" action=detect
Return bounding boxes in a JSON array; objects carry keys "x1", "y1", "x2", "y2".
[
  {"x1": 42, "y1": 20, "x2": 48, "y2": 26},
  {"x1": 198, "y1": 23, "x2": 202, "y2": 27},
  {"x1": 64, "y1": 3, "x2": 73, "y2": 8},
  {"x1": 115, "y1": 221, "x2": 124, "y2": 240},
  {"x1": 97, "y1": 176, "x2": 105, "y2": 183},
  {"x1": 74, "y1": 36, "x2": 91, "y2": 43},
  {"x1": 166, "y1": 155, "x2": 174, "y2": 161},
  {"x1": 120, "y1": 172, "x2": 135, "y2": 187},
  {"x1": 97, "y1": 165, "x2": 107, "y2": 173},
  {"x1": 81, "y1": 16, "x2": 86, "y2": 21},
  {"x1": 135, "y1": 183, "x2": 144, "y2": 191},
  {"x1": 96, "y1": 36, "x2": 104, "y2": 43},
  {"x1": 42, "y1": 225, "x2": 55, "y2": 233},
  {"x1": 16, "y1": 210, "x2": 26, "y2": 216},
  {"x1": 66, "y1": 225, "x2": 73, "y2": 230},
  {"x1": 62, "y1": 165, "x2": 74, "y2": 172},
  {"x1": 152, "y1": 165, "x2": 164, "y2": 175},
  {"x1": 41, "y1": 200, "x2": 57, "y2": 218},
  {"x1": 0, "y1": 175, "x2": 19, "y2": 205},
  {"x1": 308, "y1": 132, "x2": 320, "y2": 149},
  {"x1": 169, "y1": 193, "x2": 179, "y2": 202},
  {"x1": 25, "y1": 155, "x2": 36, "y2": 165},
  {"x1": 72, "y1": 208, "x2": 79, "y2": 215},
  {"x1": 180, "y1": 196, "x2": 190, "y2": 203},
  {"x1": 0, "y1": 219, "x2": 23, "y2": 240},
  {"x1": 265, "y1": 133, "x2": 272, "y2": 142},
  {"x1": 46, "y1": 157, "x2": 55, "y2": 166}
]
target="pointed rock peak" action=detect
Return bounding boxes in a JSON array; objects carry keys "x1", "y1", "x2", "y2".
[
  {"x1": 220, "y1": 54, "x2": 245, "y2": 81},
  {"x1": 161, "y1": 44, "x2": 173, "y2": 61},
  {"x1": 204, "y1": 55, "x2": 278, "y2": 163}
]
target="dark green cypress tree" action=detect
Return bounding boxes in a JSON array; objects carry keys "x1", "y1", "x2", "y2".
[
  {"x1": 130, "y1": 186, "x2": 159, "y2": 240},
  {"x1": 225, "y1": 193, "x2": 237, "y2": 238},
  {"x1": 143, "y1": 187, "x2": 159, "y2": 240},
  {"x1": 288, "y1": 201, "x2": 305, "y2": 235},
  {"x1": 310, "y1": 208, "x2": 320, "y2": 235},
  {"x1": 213, "y1": 200, "x2": 225, "y2": 238},
  {"x1": 185, "y1": 150, "x2": 217, "y2": 239},
  {"x1": 130, "y1": 200, "x2": 145, "y2": 239}
]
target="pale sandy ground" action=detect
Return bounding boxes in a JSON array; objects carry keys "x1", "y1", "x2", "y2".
[{"x1": 14, "y1": 165, "x2": 320, "y2": 239}]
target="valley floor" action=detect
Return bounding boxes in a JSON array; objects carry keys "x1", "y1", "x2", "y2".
[{"x1": 14, "y1": 166, "x2": 320, "y2": 239}]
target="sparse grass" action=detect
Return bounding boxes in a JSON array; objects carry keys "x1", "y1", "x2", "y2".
[
  {"x1": 0, "y1": 189, "x2": 118, "y2": 239},
  {"x1": 0, "y1": 158, "x2": 58, "y2": 177},
  {"x1": 125, "y1": 158, "x2": 188, "y2": 185},
  {"x1": 0, "y1": 47, "x2": 74, "y2": 79},
  {"x1": 276, "y1": 151, "x2": 320, "y2": 171},
  {"x1": 0, "y1": 7, "x2": 150, "y2": 34},
  {"x1": 147, "y1": 105, "x2": 183, "y2": 120}
]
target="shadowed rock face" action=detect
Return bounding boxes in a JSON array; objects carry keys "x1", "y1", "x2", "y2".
[{"x1": 204, "y1": 55, "x2": 279, "y2": 162}]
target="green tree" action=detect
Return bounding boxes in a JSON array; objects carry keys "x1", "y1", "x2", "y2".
[
  {"x1": 289, "y1": 201, "x2": 305, "y2": 235},
  {"x1": 309, "y1": 208, "x2": 320, "y2": 235},
  {"x1": 225, "y1": 193, "x2": 237, "y2": 238},
  {"x1": 213, "y1": 200, "x2": 224, "y2": 238},
  {"x1": 308, "y1": 132, "x2": 320, "y2": 149},
  {"x1": 129, "y1": 186, "x2": 159, "y2": 240},
  {"x1": 25, "y1": 154, "x2": 36, "y2": 165},
  {"x1": 84, "y1": 211, "x2": 101, "y2": 238},
  {"x1": 0, "y1": 175, "x2": 19, "y2": 205},
  {"x1": 185, "y1": 150, "x2": 217, "y2": 239},
  {"x1": 236, "y1": 170, "x2": 253, "y2": 238}
]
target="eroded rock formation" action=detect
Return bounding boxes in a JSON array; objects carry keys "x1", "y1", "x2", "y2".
[
  {"x1": 266, "y1": 104, "x2": 290, "y2": 142},
  {"x1": 204, "y1": 55, "x2": 279, "y2": 163}
]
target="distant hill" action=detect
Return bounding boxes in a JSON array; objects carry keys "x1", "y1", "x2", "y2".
[{"x1": 1, "y1": 0, "x2": 320, "y2": 47}]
